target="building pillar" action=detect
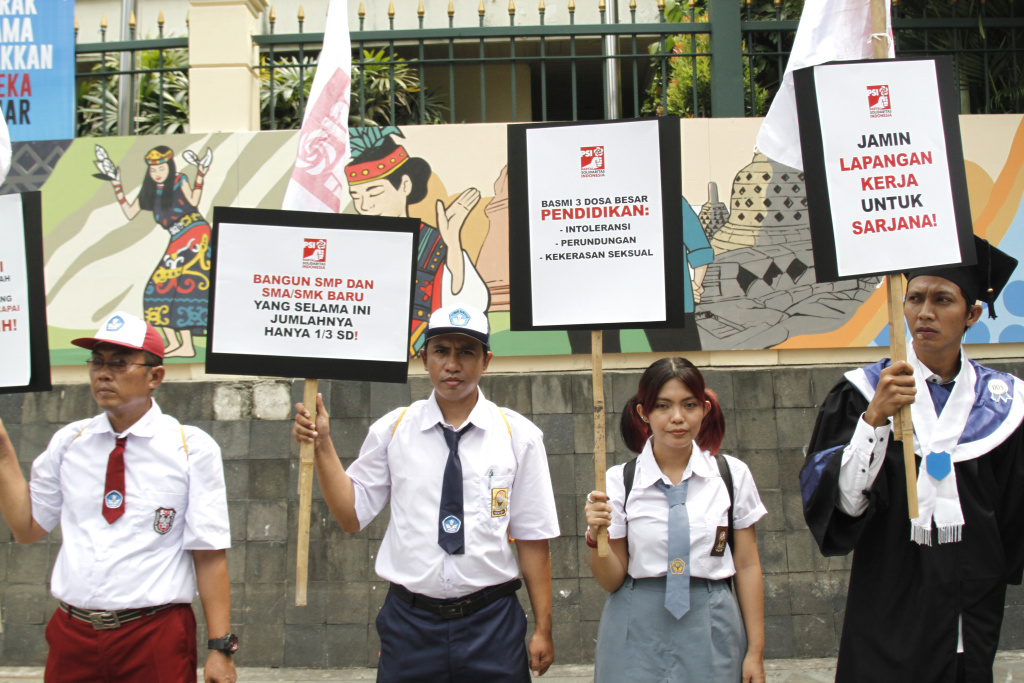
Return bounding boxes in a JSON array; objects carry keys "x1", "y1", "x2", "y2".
[{"x1": 188, "y1": 0, "x2": 268, "y2": 132}]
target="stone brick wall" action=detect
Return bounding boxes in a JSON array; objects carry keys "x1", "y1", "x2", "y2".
[{"x1": 1, "y1": 360, "x2": 1023, "y2": 666}]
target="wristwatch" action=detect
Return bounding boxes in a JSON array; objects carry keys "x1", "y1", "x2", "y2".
[{"x1": 208, "y1": 632, "x2": 239, "y2": 655}]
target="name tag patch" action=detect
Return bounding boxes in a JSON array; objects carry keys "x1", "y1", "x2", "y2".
[
  {"x1": 491, "y1": 488, "x2": 509, "y2": 517},
  {"x1": 710, "y1": 526, "x2": 729, "y2": 556}
]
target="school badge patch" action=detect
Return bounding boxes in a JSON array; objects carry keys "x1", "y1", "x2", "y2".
[
  {"x1": 153, "y1": 507, "x2": 176, "y2": 535},
  {"x1": 442, "y1": 515, "x2": 461, "y2": 533},
  {"x1": 491, "y1": 488, "x2": 509, "y2": 517},
  {"x1": 710, "y1": 526, "x2": 729, "y2": 557},
  {"x1": 669, "y1": 558, "x2": 686, "y2": 575}
]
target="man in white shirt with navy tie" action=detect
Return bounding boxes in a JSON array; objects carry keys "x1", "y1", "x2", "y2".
[{"x1": 293, "y1": 303, "x2": 559, "y2": 682}]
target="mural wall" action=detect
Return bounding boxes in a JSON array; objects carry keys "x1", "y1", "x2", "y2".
[{"x1": 13, "y1": 115, "x2": 1024, "y2": 365}]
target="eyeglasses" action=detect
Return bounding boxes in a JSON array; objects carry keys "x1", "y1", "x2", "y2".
[{"x1": 85, "y1": 359, "x2": 157, "y2": 372}]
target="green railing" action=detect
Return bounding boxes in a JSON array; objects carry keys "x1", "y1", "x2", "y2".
[
  {"x1": 72, "y1": 0, "x2": 1024, "y2": 136},
  {"x1": 75, "y1": 18, "x2": 189, "y2": 137},
  {"x1": 255, "y1": 2, "x2": 713, "y2": 128}
]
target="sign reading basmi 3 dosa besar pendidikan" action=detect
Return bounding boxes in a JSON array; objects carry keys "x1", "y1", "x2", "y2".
[
  {"x1": 795, "y1": 57, "x2": 976, "y2": 281},
  {"x1": 0, "y1": 192, "x2": 50, "y2": 394},
  {"x1": 206, "y1": 207, "x2": 419, "y2": 384},
  {"x1": 507, "y1": 118, "x2": 686, "y2": 331}
]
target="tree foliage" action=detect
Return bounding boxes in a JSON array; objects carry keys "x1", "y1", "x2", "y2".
[
  {"x1": 641, "y1": 4, "x2": 769, "y2": 117},
  {"x1": 77, "y1": 46, "x2": 190, "y2": 137},
  {"x1": 261, "y1": 48, "x2": 448, "y2": 130}
]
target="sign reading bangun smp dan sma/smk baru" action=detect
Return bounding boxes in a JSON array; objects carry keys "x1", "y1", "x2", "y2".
[
  {"x1": 206, "y1": 208, "x2": 419, "y2": 384},
  {"x1": 794, "y1": 57, "x2": 975, "y2": 281},
  {"x1": 507, "y1": 118, "x2": 686, "y2": 331},
  {"x1": 0, "y1": 192, "x2": 50, "y2": 394}
]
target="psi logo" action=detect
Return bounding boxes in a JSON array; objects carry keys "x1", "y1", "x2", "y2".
[
  {"x1": 580, "y1": 146, "x2": 605, "y2": 178},
  {"x1": 867, "y1": 85, "x2": 892, "y2": 118},
  {"x1": 302, "y1": 238, "x2": 327, "y2": 269}
]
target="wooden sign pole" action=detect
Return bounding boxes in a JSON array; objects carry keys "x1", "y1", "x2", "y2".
[
  {"x1": 295, "y1": 377, "x2": 318, "y2": 606},
  {"x1": 591, "y1": 330, "x2": 609, "y2": 556},
  {"x1": 887, "y1": 276, "x2": 919, "y2": 518},
  {"x1": 872, "y1": 0, "x2": 918, "y2": 519}
]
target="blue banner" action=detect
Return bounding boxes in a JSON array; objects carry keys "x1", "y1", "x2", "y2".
[{"x1": 0, "y1": 0, "x2": 75, "y2": 142}]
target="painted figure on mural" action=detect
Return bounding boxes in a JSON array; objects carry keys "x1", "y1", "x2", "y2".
[
  {"x1": 93, "y1": 144, "x2": 214, "y2": 359},
  {"x1": 568, "y1": 199, "x2": 713, "y2": 354},
  {"x1": 346, "y1": 127, "x2": 490, "y2": 357}
]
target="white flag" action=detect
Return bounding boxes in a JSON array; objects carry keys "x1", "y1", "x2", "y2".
[
  {"x1": 281, "y1": 0, "x2": 352, "y2": 212},
  {"x1": 755, "y1": 0, "x2": 894, "y2": 170},
  {"x1": 0, "y1": 114, "x2": 11, "y2": 186}
]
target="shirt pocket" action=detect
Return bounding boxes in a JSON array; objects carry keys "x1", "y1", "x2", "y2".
[
  {"x1": 696, "y1": 510, "x2": 730, "y2": 573},
  {"x1": 133, "y1": 490, "x2": 188, "y2": 542},
  {"x1": 478, "y1": 474, "x2": 514, "y2": 531}
]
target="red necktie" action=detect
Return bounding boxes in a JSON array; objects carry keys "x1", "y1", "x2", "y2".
[{"x1": 102, "y1": 436, "x2": 127, "y2": 524}]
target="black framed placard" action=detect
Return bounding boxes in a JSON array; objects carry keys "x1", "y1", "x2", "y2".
[
  {"x1": 795, "y1": 56, "x2": 975, "y2": 282},
  {"x1": 508, "y1": 117, "x2": 686, "y2": 331},
  {"x1": 207, "y1": 207, "x2": 419, "y2": 384},
  {"x1": 0, "y1": 192, "x2": 50, "y2": 395}
]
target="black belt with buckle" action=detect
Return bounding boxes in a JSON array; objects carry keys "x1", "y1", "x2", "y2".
[
  {"x1": 59, "y1": 601, "x2": 175, "y2": 631},
  {"x1": 389, "y1": 578, "x2": 522, "y2": 619}
]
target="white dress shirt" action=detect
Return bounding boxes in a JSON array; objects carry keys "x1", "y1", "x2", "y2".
[
  {"x1": 835, "y1": 417, "x2": 891, "y2": 517},
  {"x1": 606, "y1": 440, "x2": 766, "y2": 580},
  {"x1": 347, "y1": 388, "x2": 559, "y2": 599},
  {"x1": 29, "y1": 401, "x2": 231, "y2": 610}
]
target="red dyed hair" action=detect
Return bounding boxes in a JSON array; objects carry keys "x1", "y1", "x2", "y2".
[{"x1": 619, "y1": 357, "x2": 725, "y2": 455}]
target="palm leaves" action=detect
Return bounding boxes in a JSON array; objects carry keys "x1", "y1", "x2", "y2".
[
  {"x1": 260, "y1": 48, "x2": 448, "y2": 130},
  {"x1": 77, "y1": 46, "x2": 190, "y2": 137}
]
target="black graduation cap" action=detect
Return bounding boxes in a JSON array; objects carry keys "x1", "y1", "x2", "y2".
[{"x1": 906, "y1": 235, "x2": 1019, "y2": 319}]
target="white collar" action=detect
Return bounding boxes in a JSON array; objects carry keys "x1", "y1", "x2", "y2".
[
  {"x1": 635, "y1": 439, "x2": 717, "y2": 489},
  {"x1": 82, "y1": 400, "x2": 163, "y2": 439},
  {"x1": 417, "y1": 388, "x2": 494, "y2": 432}
]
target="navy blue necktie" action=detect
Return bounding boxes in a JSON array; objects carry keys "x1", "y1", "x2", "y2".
[{"x1": 438, "y1": 424, "x2": 472, "y2": 555}]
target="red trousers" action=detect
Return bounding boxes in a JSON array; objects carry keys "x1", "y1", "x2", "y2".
[{"x1": 44, "y1": 604, "x2": 197, "y2": 683}]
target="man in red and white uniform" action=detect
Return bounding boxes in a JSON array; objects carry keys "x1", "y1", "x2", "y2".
[{"x1": 0, "y1": 311, "x2": 236, "y2": 682}]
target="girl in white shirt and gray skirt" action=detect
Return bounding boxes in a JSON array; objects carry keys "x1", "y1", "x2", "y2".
[{"x1": 585, "y1": 357, "x2": 768, "y2": 683}]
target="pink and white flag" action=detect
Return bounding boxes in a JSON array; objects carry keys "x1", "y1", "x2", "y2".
[
  {"x1": 0, "y1": 114, "x2": 11, "y2": 186},
  {"x1": 281, "y1": 0, "x2": 352, "y2": 212},
  {"x1": 755, "y1": 0, "x2": 894, "y2": 170}
]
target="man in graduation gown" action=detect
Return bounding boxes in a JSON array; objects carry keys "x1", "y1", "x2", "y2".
[{"x1": 800, "y1": 237, "x2": 1024, "y2": 683}]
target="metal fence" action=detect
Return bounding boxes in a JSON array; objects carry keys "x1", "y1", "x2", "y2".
[
  {"x1": 73, "y1": 0, "x2": 1024, "y2": 136},
  {"x1": 75, "y1": 14, "x2": 189, "y2": 137}
]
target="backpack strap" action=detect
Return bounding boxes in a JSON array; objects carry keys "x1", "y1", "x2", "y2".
[
  {"x1": 497, "y1": 408, "x2": 513, "y2": 437},
  {"x1": 622, "y1": 456, "x2": 639, "y2": 506},
  {"x1": 716, "y1": 455, "x2": 735, "y2": 555},
  {"x1": 391, "y1": 406, "x2": 410, "y2": 437}
]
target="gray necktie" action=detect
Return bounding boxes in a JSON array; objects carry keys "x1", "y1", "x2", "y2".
[{"x1": 655, "y1": 478, "x2": 691, "y2": 619}]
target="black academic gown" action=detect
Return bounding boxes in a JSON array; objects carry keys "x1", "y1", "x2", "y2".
[{"x1": 801, "y1": 367, "x2": 1024, "y2": 683}]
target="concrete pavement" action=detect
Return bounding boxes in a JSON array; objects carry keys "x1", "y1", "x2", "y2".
[{"x1": 1, "y1": 652, "x2": 1024, "y2": 682}]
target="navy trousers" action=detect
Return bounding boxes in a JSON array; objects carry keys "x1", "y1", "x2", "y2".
[{"x1": 375, "y1": 587, "x2": 530, "y2": 683}]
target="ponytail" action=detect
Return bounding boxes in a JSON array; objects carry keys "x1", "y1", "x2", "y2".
[
  {"x1": 620, "y1": 395, "x2": 651, "y2": 454},
  {"x1": 697, "y1": 387, "x2": 725, "y2": 456}
]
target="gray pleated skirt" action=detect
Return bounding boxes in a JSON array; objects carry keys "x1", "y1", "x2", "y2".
[{"x1": 593, "y1": 576, "x2": 746, "y2": 683}]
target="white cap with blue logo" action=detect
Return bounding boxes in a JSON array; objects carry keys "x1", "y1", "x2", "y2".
[{"x1": 424, "y1": 303, "x2": 489, "y2": 349}]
